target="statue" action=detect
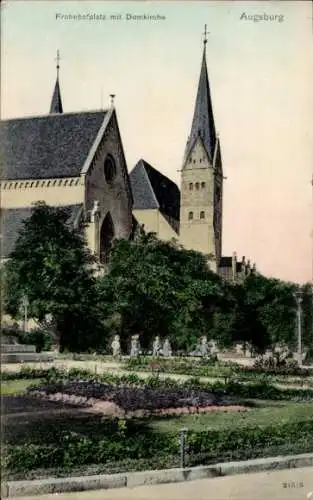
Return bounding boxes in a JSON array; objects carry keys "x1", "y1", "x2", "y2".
[
  {"x1": 209, "y1": 339, "x2": 218, "y2": 356},
  {"x1": 130, "y1": 334, "x2": 140, "y2": 357},
  {"x1": 111, "y1": 335, "x2": 121, "y2": 358},
  {"x1": 199, "y1": 336, "x2": 209, "y2": 357},
  {"x1": 162, "y1": 338, "x2": 172, "y2": 357},
  {"x1": 152, "y1": 336, "x2": 161, "y2": 357}
]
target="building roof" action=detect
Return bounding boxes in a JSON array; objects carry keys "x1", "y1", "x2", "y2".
[
  {"x1": 0, "y1": 111, "x2": 107, "y2": 180},
  {"x1": 49, "y1": 77, "x2": 63, "y2": 114},
  {"x1": 129, "y1": 159, "x2": 180, "y2": 228},
  {"x1": 1, "y1": 204, "x2": 83, "y2": 258},
  {"x1": 184, "y1": 44, "x2": 217, "y2": 164}
]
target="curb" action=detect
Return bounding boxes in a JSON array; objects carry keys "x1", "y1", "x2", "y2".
[{"x1": 3, "y1": 453, "x2": 313, "y2": 497}]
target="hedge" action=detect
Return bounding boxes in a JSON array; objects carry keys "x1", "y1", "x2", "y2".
[
  {"x1": 3, "y1": 418, "x2": 313, "y2": 473},
  {"x1": 125, "y1": 356, "x2": 313, "y2": 377}
]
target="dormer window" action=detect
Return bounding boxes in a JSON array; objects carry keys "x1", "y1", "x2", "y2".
[{"x1": 104, "y1": 155, "x2": 116, "y2": 184}]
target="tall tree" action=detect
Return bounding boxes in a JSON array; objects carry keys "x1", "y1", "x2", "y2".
[
  {"x1": 4, "y1": 202, "x2": 103, "y2": 351},
  {"x1": 96, "y1": 233, "x2": 224, "y2": 352}
]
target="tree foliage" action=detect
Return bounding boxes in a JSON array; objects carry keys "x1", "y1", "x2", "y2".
[
  {"x1": 4, "y1": 203, "x2": 103, "y2": 351},
  {"x1": 4, "y1": 205, "x2": 312, "y2": 354}
]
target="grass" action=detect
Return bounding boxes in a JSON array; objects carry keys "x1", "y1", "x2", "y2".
[
  {"x1": 1, "y1": 379, "x2": 42, "y2": 395},
  {"x1": 148, "y1": 400, "x2": 313, "y2": 433}
]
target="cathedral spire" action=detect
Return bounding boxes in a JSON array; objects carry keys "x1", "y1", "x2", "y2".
[
  {"x1": 185, "y1": 26, "x2": 217, "y2": 162},
  {"x1": 49, "y1": 50, "x2": 63, "y2": 114}
]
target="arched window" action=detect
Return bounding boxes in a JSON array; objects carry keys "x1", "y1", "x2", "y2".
[
  {"x1": 188, "y1": 211, "x2": 193, "y2": 221},
  {"x1": 100, "y1": 212, "x2": 115, "y2": 264},
  {"x1": 104, "y1": 155, "x2": 116, "y2": 184},
  {"x1": 195, "y1": 182, "x2": 200, "y2": 190},
  {"x1": 201, "y1": 182, "x2": 206, "y2": 189},
  {"x1": 200, "y1": 211, "x2": 205, "y2": 219},
  {"x1": 189, "y1": 183, "x2": 193, "y2": 190}
]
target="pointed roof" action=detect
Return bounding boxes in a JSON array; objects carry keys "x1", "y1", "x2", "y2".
[
  {"x1": 50, "y1": 77, "x2": 63, "y2": 114},
  {"x1": 184, "y1": 41, "x2": 217, "y2": 163},
  {"x1": 50, "y1": 51, "x2": 63, "y2": 114},
  {"x1": 129, "y1": 159, "x2": 180, "y2": 231},
  {"x1": 0, "y1": 110, "x2": 107, "y2": 180}
]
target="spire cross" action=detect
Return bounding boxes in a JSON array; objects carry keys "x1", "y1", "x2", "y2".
[
  {"x1": 203, "y1": 25, "x2": 210, "y2": 45},
  {"x1": 55, "y1": 50, "x2": 60, "y2": 78}
]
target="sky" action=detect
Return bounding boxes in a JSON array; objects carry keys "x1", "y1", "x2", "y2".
[{"x1": 1, "y1": 0, "x2": 313, "y2": 285}]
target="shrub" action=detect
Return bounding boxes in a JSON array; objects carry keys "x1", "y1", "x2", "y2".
[
  {"x1": 1, "y1": 326, "x2": 52, "y2": 352},
  {"x1": 4, "y1": 417, "x2": 313, "y2": 473}
]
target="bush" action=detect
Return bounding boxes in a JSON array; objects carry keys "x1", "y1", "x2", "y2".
[
  {"x1": 4, "y1": 417, "x2": 313, "y2": 473},
  {"x1": 1, "y1": 326, "x2": 52, "y2": 352}
]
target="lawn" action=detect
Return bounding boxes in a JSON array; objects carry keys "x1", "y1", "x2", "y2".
[
  {"x1": 149, "y1": 400, "x2": 313, "y2": 433},
  {"x1": 2, "y1": 372, "x2": 313, "y2": 479},
  {"x1": 1, "y1": 379, "x2": 42, "y2": 396}
]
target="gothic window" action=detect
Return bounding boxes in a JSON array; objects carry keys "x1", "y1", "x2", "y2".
[
  {"x1": 201, "y1": 182, "x2": 206, "y2": 189},
  {"x1": 188, "y1": 211, "x2": 193, "y2": 221},
  {"x1": 100, "y1": 212, "x2": 115, "y2": 264},
  {"x1": 189, "y1": 183, "x2": 193, "y2": 190},
  {"x1": 195, "y1": 182, "x2": 200, "y2": 190},
  {"x1": 104, "y1": 155, "x2": 116, "y2": 184},
  {"x1": 200, "y1": 211, "x2": 205, "y2": 219}
]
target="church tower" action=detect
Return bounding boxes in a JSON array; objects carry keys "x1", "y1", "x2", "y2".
[{"x1": 179, "y1": 27, "x2": 223, "y2": 271}]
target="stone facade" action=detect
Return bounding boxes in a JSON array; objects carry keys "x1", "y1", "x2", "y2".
[
  {"x1": 1, "y1": 108, "x2": 133, "y2": 265},
  {"x1": 179, "y1": 138, "x2": 222, "y2": 268}
]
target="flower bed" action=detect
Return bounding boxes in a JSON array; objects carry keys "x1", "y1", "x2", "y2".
[
  {"x1": 3, "y1": 416, "x2": 313, "y2": 476},
  {"x1": 27, "y1": 380, "x2": 245, "y2": 416},
  {"x1": 3, "y1": 366, "x2": 313, "y2": 402}
]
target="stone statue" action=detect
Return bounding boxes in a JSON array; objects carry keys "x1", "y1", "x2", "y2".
[
  {"x1": 162, "y1": 338, "x2": 172, "y2": 357},
  {"x1": 111, "y1": 335, "x2": 121, "y2": 358},
  {"x1": 152, "y1": 336, "x2": 161, "y2": 357},
  {"x1": 130, "y1": 334, "x2": 140, "y2": 357},
  {"x1": 209, "y1": 339, "x2": 218, "y2": 356},
  {"x1": 199, "y1": 336, "x2": 209, "y2": 357}
]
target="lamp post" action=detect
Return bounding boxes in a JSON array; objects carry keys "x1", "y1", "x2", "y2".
[
  {"x1": 180, "y1": 426, "x2": 188, "y2": 469},
  {"x1": 294, "y1": 289, "x2": 303, "y2": 366},
  {"x1": 21, "y1": 295, "x2": 29, "y2": 333}
]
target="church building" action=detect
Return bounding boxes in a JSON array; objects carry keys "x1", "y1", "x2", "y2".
[{"x1": 0, "y1": 32, "x2": 255, "y2": 281}]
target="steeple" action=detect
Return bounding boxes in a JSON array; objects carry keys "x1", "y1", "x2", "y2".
[
  {"x1": 179, "y1": 27, "x2": 223, "y2": 271},
  {"x1": 49, "y1": 50, "x2": 63, "y2": 114},
  {"x1": 184, "y1": 25, "x2": 216, "y2": 163}
]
